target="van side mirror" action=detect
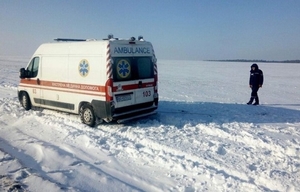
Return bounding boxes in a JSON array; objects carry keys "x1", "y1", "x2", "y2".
[{"x1": 19, "y1": 68, "x2": 27, "y2": 79}]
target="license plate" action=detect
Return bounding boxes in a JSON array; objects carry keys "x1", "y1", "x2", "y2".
[{"x1": 116, "y1": 94, "x2": 132, "y2": 102}]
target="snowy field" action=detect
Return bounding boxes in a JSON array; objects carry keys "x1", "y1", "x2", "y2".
[{"x1": 0, "y1": 56, "x2": 300, "y2": 192}]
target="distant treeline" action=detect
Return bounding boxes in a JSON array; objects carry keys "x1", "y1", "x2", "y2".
[{"x1": 206, "y1": 59, "x2": 300, "y2": 63}]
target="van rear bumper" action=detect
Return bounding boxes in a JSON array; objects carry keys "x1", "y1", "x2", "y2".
[
  {"x1": 113, "y1": 104, "x2": 157, "y2": 122},
  {"x1": 91, "y1": 100, "x2": 158, "y2": 123},
  {"x1": 116, "y1": 111, "x2": 157, "y2": 123}
]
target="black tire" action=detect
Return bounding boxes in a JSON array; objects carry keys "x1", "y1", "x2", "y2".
[
  {"x1": 21, "y1": 92, "x2": 31, "y2": 110},
  {"x1": 80, "y1": 104, "x2": 95, "y2": 127}
]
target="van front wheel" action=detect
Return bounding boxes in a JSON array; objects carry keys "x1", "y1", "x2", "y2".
[
  {"x1": 80, "y1": 104, "x2": 95, "y2": 127},
  {"x1": 21, "y1": 92, "x2": 31, "y2": 110}
]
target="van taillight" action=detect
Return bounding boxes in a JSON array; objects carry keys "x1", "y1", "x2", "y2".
[{"x1": 105, "y1": 79, "x2": 113, "y2": 101}]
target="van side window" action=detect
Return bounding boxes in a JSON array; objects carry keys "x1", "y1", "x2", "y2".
[{"x1": 27, "y1": 57, "x2": 40, "y2": 78}]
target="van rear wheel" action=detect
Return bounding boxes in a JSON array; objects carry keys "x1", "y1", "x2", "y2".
[
  {"x1": 21, "y1": 92, "x2": 31, "y2": 110},
  {"x1": 80, "y1": 104, "x2": 95, "y2": 127}
]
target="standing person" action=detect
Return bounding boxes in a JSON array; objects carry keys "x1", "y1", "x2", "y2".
[{"x1": 247, "y1": 63, "x2": 264, "y2": 105}]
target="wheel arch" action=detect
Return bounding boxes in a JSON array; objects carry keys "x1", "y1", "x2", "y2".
[
  {"x1": 79, "y1": 102, "x2": 96, "y2": 127},
  {"x1": 78, "y1": 101, "x2": 90, "y2": 113}
]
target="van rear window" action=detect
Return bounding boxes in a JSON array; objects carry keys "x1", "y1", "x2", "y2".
[{"x1": 112, "y1": 57, "x2": 154, "y2": 82}]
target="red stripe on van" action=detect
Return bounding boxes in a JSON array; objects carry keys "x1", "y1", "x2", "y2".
[
  {"x1": 19, "y1": 84, "x2": 105, "y2": 97},
  {"x1": 20, "y1": 79, "x2": 106, "y2": 93},
  {"x1": 112, "y1": 82, "x2": 154, "y2": 92}
]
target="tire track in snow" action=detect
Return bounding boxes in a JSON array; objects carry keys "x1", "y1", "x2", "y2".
[
  {"x1": 0, "y1": 137, "x2": 76, "y2": 191},
  {"x1": 0, "y1": 117, "x2": 149, "y2": 192},
  {"x1": 0, "y1": 95, "x2": 157, "y2": 191}
]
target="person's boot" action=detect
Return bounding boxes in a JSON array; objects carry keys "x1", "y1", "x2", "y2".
[
  {"x1": 247, "y1": 97, "x2": 254, "y2": 105},
  {"x1": 253, "y1": 97, "x2": 259, "y2": 105}
]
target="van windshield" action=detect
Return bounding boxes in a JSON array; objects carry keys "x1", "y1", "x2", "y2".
[{"x1": 112, "y1": 57, "x2": 154, "y2": 82}]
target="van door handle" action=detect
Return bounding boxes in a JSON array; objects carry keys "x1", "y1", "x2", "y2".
[
  {"x1": 37, "y1": 78, "x2": 40, "y2": 85},
  {"x1": 138, "y1": 81, "x2": 142, "y2": 88}
]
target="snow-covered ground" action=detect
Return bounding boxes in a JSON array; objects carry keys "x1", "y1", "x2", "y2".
[{"x1": 0, "y1": 56, "x2": 299, "y2": 192}]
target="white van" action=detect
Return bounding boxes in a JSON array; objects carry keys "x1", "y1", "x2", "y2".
[{"x1": 18, "y1": 35, "x2": 158, "y2": 126}]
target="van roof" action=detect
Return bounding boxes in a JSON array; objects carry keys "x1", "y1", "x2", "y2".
[
  {"x1": 33, "y1": 38, "x2": 153, "y2": 56},
  {"x1": 53, "y1": 35, "x2": 146, "y2": 42}
]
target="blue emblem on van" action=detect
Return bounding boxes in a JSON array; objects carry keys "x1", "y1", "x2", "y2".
[
  {"x1": 79, "y1": 59, "x2": 89, "y2": 77},
  {"x1": 117, "y1": 59, "x2": 131, "y2": 78}
]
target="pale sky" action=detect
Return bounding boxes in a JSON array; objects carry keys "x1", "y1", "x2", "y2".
[{"x1": 1, "y1": 0, "x2": 299, "y2": 60}]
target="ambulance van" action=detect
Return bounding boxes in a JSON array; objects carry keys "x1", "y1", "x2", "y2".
[{"x1": 18, "y1": 35, "x2": 158, "y2": 126}]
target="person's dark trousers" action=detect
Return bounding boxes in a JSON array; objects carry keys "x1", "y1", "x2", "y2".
[{"x1": 247, "y1": 86, "x2": 260, "y2": 105}]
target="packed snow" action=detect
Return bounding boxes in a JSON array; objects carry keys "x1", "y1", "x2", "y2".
[{"x1": 0, "y1": 56, "x2": 299, "y2": 192}]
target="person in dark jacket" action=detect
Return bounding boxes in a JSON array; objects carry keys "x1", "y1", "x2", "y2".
[{"x1": 247, "y1": 63, "x2": 264, "y2": 105}]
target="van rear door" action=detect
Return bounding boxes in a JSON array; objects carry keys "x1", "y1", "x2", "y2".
[{"x1": 112, "y1": 56, "x2": 155, "y2": 108}]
